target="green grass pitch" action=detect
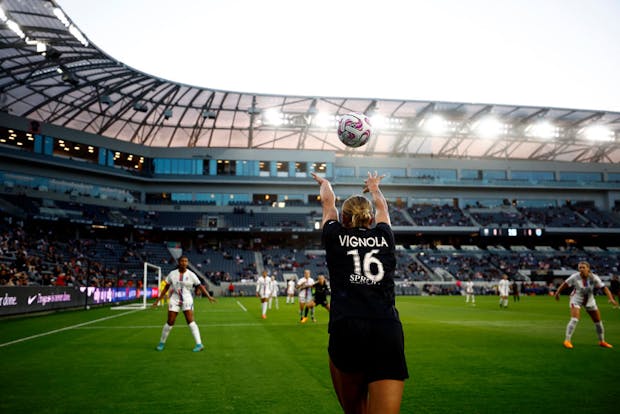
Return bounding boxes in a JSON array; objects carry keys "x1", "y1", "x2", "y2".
[{"x1": 1, "y1": 295, "x2": 618, "y2": 413}]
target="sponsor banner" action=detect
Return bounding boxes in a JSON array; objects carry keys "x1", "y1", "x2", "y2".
[
  {"x1": 0, "y1": 286, "x2": 157, "y2": 316},
  {"x1": 0, "y1": 286, "x2": 83, "y2": 316}
]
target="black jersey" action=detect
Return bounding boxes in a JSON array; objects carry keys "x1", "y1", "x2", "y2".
[
  {"x1": 322, "y1": 220, "x2": 398, "y2": 327},
  {"x1": 313, "y1": 281, "x2": 330, "y2": 301}
]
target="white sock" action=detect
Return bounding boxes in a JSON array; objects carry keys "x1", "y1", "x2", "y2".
[
  {"x1": 262, "y1": 301, "x2": 268, "y2": 315},
  {"x1": 275, "y1": 297, "x2": 279, "y2": 310},
  {"x1": 565, "y1": 317, "x2": 579, "y2": 341},
  {"x1": 159, "y1": 323, "x2": 173, "y2": 343},
  {"x1": 189, "y1": 321, "x2": 202, "y2": 345},
  {"x1": 595, "y1": 321, "x2": 605, "y2": 342}
]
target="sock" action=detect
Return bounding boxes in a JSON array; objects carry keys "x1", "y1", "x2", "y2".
[
  {"x1": 159, "y1": 323, "x2": 173, "y2": 343},
  {"x1": 304, "y1": 307, "x2": 309, "y2": 317},
  {"x1": 595, "y1": 321, "x2": 605, "y2": 342},
  {"x1": 310, "y1": 308, "x2": 315, "y2": 318},
  {"x1": 268, "y1": 297, "x2": 272, "y2": 309},
  {"x1": 275, "y1": 297, "x2": 279, "y2": 310},
  {"x1": 189, "y1": 321, "x2": 202, "y2": 345},
  {"x1": 262, "y1": 301, "x2": 268, "y2": 316},
  {"x1": 299, "y1": 309, "x2": 303, "y2": 319},
  {"x1": 565, "y1": 317, "x2": 579, "y2": 341}
]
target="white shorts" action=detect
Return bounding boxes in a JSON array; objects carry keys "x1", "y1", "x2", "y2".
[
  {"x1": 169, "y1": 296, "x2": 194, "y2": 313},
  {"x1": 299, "y1": 291, "x2": 313, "y2": 303},
  {"x1": 570, "y1": 294, "x2": 598, "y2": 311},
  {"x1": 499, "y1": 289, "x2": 509, "y2": 296}
]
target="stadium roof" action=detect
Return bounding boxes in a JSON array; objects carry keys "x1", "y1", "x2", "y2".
[{"x1": 1, "y1": 0, "x2": 620, "y2": 163}]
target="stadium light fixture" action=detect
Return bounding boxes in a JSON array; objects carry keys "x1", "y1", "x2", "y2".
[
  {"x1": 423, "y1": 115, "x2": 448, "y2": 135},
  {"x1": 370, "y1": 114, "x2": 388, "y2": 130},
  {"x1": 313, "y1": 112, "x2": 334, "y2": 128},
  {"x1": 474, "y1": 117, "x2": 503, "y2": 139},
  {"x1": 6, "y1": 20, "x2": 25, "y2": 39},
  {"x1": 583, "y1": 125, "x2": 614, "y2": 142},
  {"x1": 263, "y1": 109, "x2": 284, "y2": 126},
  {"x1": 526, "y1": 120, "x2": 556, "y2": 140}
]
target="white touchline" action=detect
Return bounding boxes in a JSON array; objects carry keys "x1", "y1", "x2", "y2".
[
  {"x1": 236, "y1": 300, "x2": 247, "y2": 312},
  {"x1": 0, "y1": 309, "x2": 140, "y2": 348}
]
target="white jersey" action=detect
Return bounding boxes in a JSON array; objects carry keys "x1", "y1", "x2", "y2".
[
  {"x1": 565, "y1": 272, "x2": 605, "y2": 310},
  {"x1": 297, "y1": 277, "x2": 314, "y2": 301},
  {"x1": 165, "y1": 268, "x2": 201, "y2": 310},
  {"x1": 269, "y1": 279, "x2": 279, "y2": 297},
  {"x1": 498, "y1": 279, "x2": 510, "y2": 296},
  {"x1": 287, "y1": 280, "x2": 295, "y2": 295},
  {"x1": 465, "y1": 281, "x2": 474, "y2": 294},
  {"x1": 256, "y1": 276, "x2": 271, "y2": 298}
]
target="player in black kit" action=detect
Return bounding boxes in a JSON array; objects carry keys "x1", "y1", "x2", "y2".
[
  {"x1": 311, "y1": 170, "x2": 408, "y2": 414},
  {"x1": 313, "y1": 274, "x2": 331, "y2": 312}
]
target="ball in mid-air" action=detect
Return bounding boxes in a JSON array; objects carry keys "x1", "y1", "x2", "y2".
[{"x1": 337, "y1": 113, "x2": 372, "y2": 148}]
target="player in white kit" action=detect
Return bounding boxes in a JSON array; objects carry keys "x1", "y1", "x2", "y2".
[
  {"x1": 498, "y1": 274, "x2": 510, "y2": 308},
  {"x1": 256, "y1": 270, "x2": 272, "y2": 319},
  {"x1": 286, "y1": 278, "x2": 296, "y2": 304},
  {"x1": 554, "y1": 261, "x2": 617, "y2": 349},
  {"x1": 153, "y1": 256, "x2": 216, "y2": 352},
  {"x1": 297, "y1": 269, "x2": 315, "y2": 323},
  {"x1": 268, "y1": 275, "x2": 279, "y2": 310},
  {"x1": 465, "y1": 279, "x2": 475, "y2": 305}
]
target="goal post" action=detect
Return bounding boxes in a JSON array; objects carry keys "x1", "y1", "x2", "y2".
[{"x1": 112, "y1": 262, "x2": 161, "y2": 310}]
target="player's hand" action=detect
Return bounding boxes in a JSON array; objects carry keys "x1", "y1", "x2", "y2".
[
  {"x1": 363, "y1": 171, "x2": 385, "y2": 193},
  {"x1": 311, "y1": 172, "x2": 327, "y2": 186},
  {"x1": 208, "y1": 296, "x2": 217, "y2": 303}
]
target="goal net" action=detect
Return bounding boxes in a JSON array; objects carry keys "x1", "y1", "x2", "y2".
[{"x1": 112, "y1": 262, "x2": 162, "y2": 310}]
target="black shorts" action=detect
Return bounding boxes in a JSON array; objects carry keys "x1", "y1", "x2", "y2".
[
  {"x1": 315, "y1": 295, "x2": 328, "y2": 307},
  {"x1": 328, "y1": 318, "x2": 409, "y2": 383}
]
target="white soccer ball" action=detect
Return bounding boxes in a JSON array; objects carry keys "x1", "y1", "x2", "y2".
[{"x1": 337, "y1": 113, "x2": 372, "y2": 148}]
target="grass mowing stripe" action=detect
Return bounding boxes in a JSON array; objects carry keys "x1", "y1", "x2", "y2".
[{"x1": 0, "y1": 309, "x2": 141, "y2": 348}]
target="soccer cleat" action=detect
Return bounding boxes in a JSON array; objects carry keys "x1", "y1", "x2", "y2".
[
  {"x1": 261, "y1": 314, "x2": 267, "y2": 319},
  {"x1": 300, "y1": 317, "x2": 308, "y2": 324},
  {"x1": 312, "y1": 318, "x2": 317, "y2": 323},
  {"x1": 193, "y1": 344, "x2": 204, "y2": 352},
  {"x1": 156, "y1": 342, "x2": 165, "y2": 351},
  {"x1": 599, "y1": 341, "x2": 613, "y2": 348},
  {"x1": 563, "y1": 340, "x2": 573, "y2": 349}
]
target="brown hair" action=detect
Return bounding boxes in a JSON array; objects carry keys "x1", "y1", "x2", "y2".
[{"x1": 342, "y1": 195, "x2": 373, "y2": 228}]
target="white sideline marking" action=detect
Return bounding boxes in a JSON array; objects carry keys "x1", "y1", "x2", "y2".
[
  {"x1": 0, "y1": 310, "x2": 140, "y2": 348},
  {"x1": 236, "y1": 300, "x2": 247, "y2": 312}
]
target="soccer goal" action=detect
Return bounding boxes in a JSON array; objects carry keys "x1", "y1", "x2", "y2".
[{"x1": 112, "y1": 262, "x2": 162, "y2": 310}]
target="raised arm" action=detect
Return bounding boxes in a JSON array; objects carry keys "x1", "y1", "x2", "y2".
[
  {"x1": 311, "y1": 172, "x2": 338, "y2": 227},
  {"x1": 363, "y1": 171, "x2": 390, "y2": 226}
]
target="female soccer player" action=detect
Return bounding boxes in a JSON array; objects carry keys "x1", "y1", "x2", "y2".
[
  {"x1": 256, "y1": 270, "x2": 271, "y2": 319},
  {"x1": 311, "y1": 171, "x2": 409, "y2": 414},
  {"x1": 153, "y1": 256, "x2": 216, "y2": 352},
  {"x1": 554, "y1": 261, "x2": 617, "y2": 349},
  {"x1": 297, "y1": 269, "x2": 315, "y2": 323},
  {"x1": 498, "y1": 274, "x2": 510, "y2": 308}
]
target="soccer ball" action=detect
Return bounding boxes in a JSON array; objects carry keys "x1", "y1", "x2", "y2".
[{"x1": 337, "y1": 113, "x2": 372, "y2": 148}]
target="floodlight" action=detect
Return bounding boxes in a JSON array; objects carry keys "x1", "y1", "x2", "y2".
[
  {"x1": 583, "y1": 125, "x2": 614, "y2": 142},
  {"x1": 313, "y1": 112, "x2": 334, "y2": 128},
  {"x1": 263, "y1": 109, "x2": 283, "y2": 126},
  {"x1": 423, "y1": 115, "x2": 448, "y2": 134},
  {"x1": 370, "y1": 114, "x2": 387, "y2": 130},
  {"x1": 527, "y1": 121, "x2": 556, "y2": 139},
  {"x1": 474, "y1": 117, "x2": 503, "y2": 139}
]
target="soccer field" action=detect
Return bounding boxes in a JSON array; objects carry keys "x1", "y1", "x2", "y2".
[{"x1": 1, "y1": 295, "x2": 618, "y2": 414}]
